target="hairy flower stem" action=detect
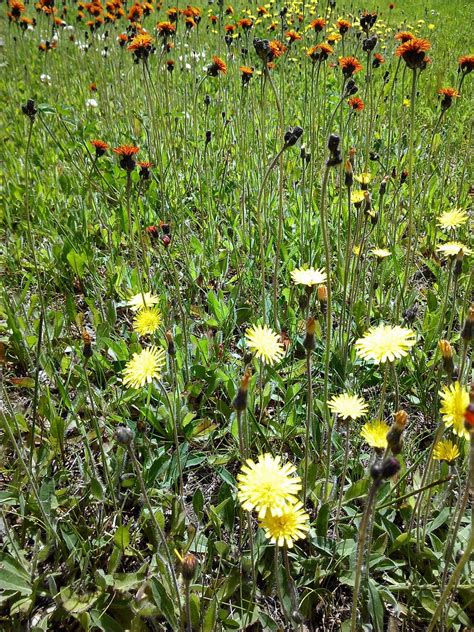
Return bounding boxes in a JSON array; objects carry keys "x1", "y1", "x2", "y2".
[
  {"x1": 350, "y1": 480, "x2": 380, "y2": 632},
  {"x1": 334, "y1": 421, "x2": 351, "y2": 536},
  {"x1": 184, "y1": 580, "x2": 192, "y2": 632},
  {"x1": 125, "y1": 171, "x2": 145, "y2": 303},
  {"x1": 427, "y1": 432, "x2": 474, "y2": 632},
  {"x1": 397, "y1": 69, "x2": 418, "y2": 320},
  {"x1": 127, "y1": 443, "x2": 181, "y2": 610},
  {"x1": 303, "y1": 349, "x2": 313, "y2": 502},
  {"x1": 320, "y1": 161, "x2": 333, "y2": 502}
]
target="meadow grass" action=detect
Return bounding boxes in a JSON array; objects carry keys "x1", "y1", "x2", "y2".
[{"x1": 0, "y1": 0, "x2": 473, "y2": 630}]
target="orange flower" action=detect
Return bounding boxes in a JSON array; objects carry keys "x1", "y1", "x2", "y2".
[
  {"x1": 348, "y1": 97, "x2": 364, "y2": 111},
  {"x1": 117, "y1": 32, "x2": 128, "y2": 46},
  {"x1": 237, "y1": 17, "x2": 253, "y2": 30},
  {"x1": 240, "y1": 65, "x2": 254, "y2": 84},
  {"x1": 156, "y1": 21, "x2": 176, "y2": 36},
  {"x1": 336, "y1": 18, "x2": 351, "y2": 34},
  {"x1": 394, "y1": 31, "x2": 414, "y2": 43},
  {"x1": 307, "y1": 43, "x2": 333, "y2": 62},
  {"x1": 224, "y1": 23, "x2": 235, "y2": 33},
  {"x1": 209, "y1": 14, "x2": 218, "y2": 24},
  {"x1": 113, "y1": 145, "x2": 139, "y2": 170},
  {"x1": 257, "y1": 6, "x2": 269, "y2": 15},
  {"x1": 128, "y1": 33, "x2": 153, "y2": 59},
  {"x1": 395, "y1": 37, "x2": 430, "y2": 69},
  {"x1": 8, "y1": 0, "x2": 25, "y2": 20},
  {"x1": 184, "y1": 16, "x2": 196, "y2": 29},
  {"x1": 166, "y1": 6, "x2": 179, "y2": 22},
  {"x1": 208, "y1": 55, "x2": 227, "y2": 76},
  {"x1": 309, "y1": 17, "x2": 326, "y2": 31},
  {"x1": 127, "y1": 3, "x2": 142, "y2": 21},
  {"x1": 339, "y1": 56, "x2": 362, "y2": 76},
  {"x1": 327, "y1": 33, "x2": 341, "y2": 44},
  {"x1": 373, "y1": 52, "x2": 385, "y2": 67},
  {"x1": 90, "y1": 139, "x2": 109, "y2": 156},
  {"x1": 458, "y1": 55, "x2": 474, "y2": 73},
  {"x1": 438, "y1": 87, "x2": 460, "y2": 110},
  {"x1": 225, "y1": 5, "x2": 234, "y2": 15},
  {"x1": 286, "y1": 29, "x2": 302, "y2": 42},
  {"x1": 269, "y1": 40, "x2": 287, "y2": 59}
]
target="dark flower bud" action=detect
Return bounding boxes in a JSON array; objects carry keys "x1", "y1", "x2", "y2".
[
  {"x1": 205, "y1": 130, "x2": 212, "y2": 144},
  {"x1": 165, "y1": 330, "x2": 175, "y2": 356},
  {"x1": 379, "y1": 176, "x2": 389, "y2": 195},
  {"x1": 22, "y1": 99, "x2": 37, "y2": 120},
  {"x1": 303, "y1": 317, "x2": 316, "y2": 351},
  {"x1": 182, "y1": 553, "x2": 198, "y2": 582},
  {"x1": 370, "y1": 461, "x2": 383, "y2": 481},
  {"x1": 345, "y1": 78, "x2": 358, "y2": 96},
  {"x1": 82, "y1": 330, "x2": 93, "y2": 359},
  {"x1": 284, "y1": 126, "x2": 303, "y2": 147},
  {"x1": 115, "y1": 425, "x2": 134, "y2": 446},
  {"x1": 461, "y1": 304, "x2": 474, "y2": 342},
  {"x1": 233, "y1": 369, "x2": 251, "y2": 411},
  {"x1": 383, "y1": 70, "x2": 390, "y2": 83},
  {"x1": 403, "y1": 305, "x2": 418, "y2": 324},
  {"x1": 400, "y1": 170, "x2": 408, "y2": 184},
  {"x1": 160, "y1": 221, "x2": 171, "y2": 235},
  {"x1": 344, "y1": 160, "x2": 353, "y2": 186},
  {"x1": 362, "y1": 35, "x2": 377, "y2": 52},
  {"x1": 328, "y1": 134, "x2": 340, "y2": 153},
  {"x1": 369, "y1": 151, "x2": 379, "y2": 161},
  {"x1": 162, "y1": 235, "x2": 171, "y2": 248},
  {"x1": 454, "y1": 250, "x2": 464, "y2": 276},
  {"x1": 204, "y1": 95, "x2": 211, "y2": 107},
  {"x1": 380, "y1": 457, "x2": 401, "y2": 479}
]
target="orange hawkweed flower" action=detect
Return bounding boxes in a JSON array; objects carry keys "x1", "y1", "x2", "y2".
[
  {"x1": 286, "y1": 29, "x2": 302, "y2": 42},
  {"x1": 8, "y1": 0, "x2": 26, "y2": 20},
  {"x1": 156, "y1": 21, "x2": 176, "y2": 36},
  {"x1": 225, "y1": 5, "x2": 234, "y2": 15},
  {"x1": 237, "y1": 17, "x2": 253, "y2": 30},
  {"x1": 209, "y1": 14, "x2": 218, "y2": 24},
  {"x1": 327, "y1": 33, "x2": 341, "y2": 44},
  {"x1": 257, "y1": 6, "x2": 269, "y2": 16},
  {"x1": 166, "y1": 6, "x2": 179, "y2": 22},
  {"x1": 348, "y1": 97, "x2": 364, "y2": 111},
  {"x1": 395, "y1": 37, "x2": 430, "y2": 69},
  {"x1": 184, "y1": 16, "x2": 196, "y2": 29},
  {"x1": 224, "y1": 23, "x2": 235, "y2": 33},
  {"x1": 307, "y1": 42, "x2": 333, "y2": 62},
  {"x1": 373, "y1": 52, "x2": 385, "y2": 68},
  {"x1": 127, "y1": 3, "x2": 142, "y2": 21},
  {"x1": 309, "y1": 17, "x2": 326, "y2": 31},
  {"x1": 458, "y1": 55, "x2": 474, "y2": 73},
  {"x1": 438, "y1": 87, "x2": 460, "y2": 110},
  {"x1": 117, "y1": 32, "x2": 128, "y2": 46},
  {"x1": 394, "y1": 31, "x2": 414, "y2": 43},
  {"x1": 128, "y1": 33, "x2": 153, "y2": 60},
  {"x1": 336, "y1": 18, "x2": 351, "y2": 34},
  {"x1": 113, "y1": 145, "x2": 139, "y2": 170},
  {"x1": 90, "y1": 139, "x2": 109, "y2": 157},
  {"x1": 269, "y1": 40, "x2": 287, "y2": 59},
  {"x1": 240, "y1": 65, "x2": 254, "y2": 85},
  {"x1": 208, "y1": 55, "x2": 227, "y2": 76},
  {"x1": 339, "y1": 56, "x2": 362, "y2": 77}
]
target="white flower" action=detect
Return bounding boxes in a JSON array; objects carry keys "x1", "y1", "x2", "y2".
[
  {"x1": 86, "y1": 98, "x2": 98, "y2": 108},
  {"x1": 40, "y1": 73, "x2": 52, "y2": 85}
]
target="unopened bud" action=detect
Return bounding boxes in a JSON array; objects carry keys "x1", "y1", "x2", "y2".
[
  {"x1": 181, "y1": 553, "x2": 198, "y2": 582},
  {"x1": 82, "y1": 329, "x2": 93, "y2": 359},
  {"x1": 233, "y1": 369, "x2": 251, "y2": 411},
  {"x1": 303, "y1": 317, "x2": 316, "y2": 351},
  {"x1": 438, "y1": 339, "x2": 454, "y2": 377},
  {"x1": 454, "y1": 250, "x2": 464, "y2": 276},
  {"x1": 115, "y1": 426, "x2": 134, "y2": 446},
  {"x1": 165, "y1": 330, "x2": 175, "y2": 356},
  {"x1": 344, "y1": 160, "x2": 353, "y2": 187},
  {"x1": 381, "y1": 456, "x2": 401, "y2": 479},
  {"x1": 386, "y1": 410, "x2": 408, "y2": 454},
  {"x1": 461, "y1": 304, "x2": 474, "y2": 342}
]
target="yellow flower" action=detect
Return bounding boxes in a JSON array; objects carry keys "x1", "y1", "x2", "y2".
[
  {"x1": 354, "y1": 172, "x2": 372, "y2": 185},
  {"x1": 237, "y1": 453, "x2": 301, "y2": 519},
  {"x1": 132, "y1": 307, "x2": 162, "y2": 336},
  {"x1": 259, "y1": 501, "x2": 309, "y2": 548},
  {"x1": 122, "y1": 346, "x2": 166, "y2": 389},
  {"x1": 355, "y1": 324, "x2": 416, "y2": 364},
  {"x1": 371, "y1": 248, "x2": 390, "y2": 259},
  {"x1": 436, "y1": 242, "x2": 471, "y2": 258},
  {"x1": 290, "y1": 266, "x2": 327, "y2": 287},
  {"x1": 433, "y1": 439, "x2": 460, "y2": 463},
  {"x1": 327, "y1": 393, "x2": 368, "y2": 420},
  {"x1": 351, "y1": 190, "x2": 365, "y2": 204},
  {"x1": 403, "y1": 98, "x2": 411, "y2": 107},
  {"x1": 439, "y1": 381, "x2": 470, "y2": 439},
  {"x1": 437, "y1": 208, "x2": 468, "y2": 230},
  {"x1": 127, "y1": 291, "x2": 160, "y2": 312},
  {"x1": 360, "y1": 420, "x2": 389, "y2": 449},
  {"x1": 245, "y1": 324, "x2": 285, "y2": 365},
  {"x1": 353, "y1": 245, "x2": 361, "y2": 256}
]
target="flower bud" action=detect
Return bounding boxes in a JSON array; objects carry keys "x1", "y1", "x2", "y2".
[
  {"x1": 82, "y1": 329, "x2": 93, "y2": 359},
  {"x1": 344, "y1": 160, "x2": 353, "y2": 187},
  {"x1": 303, "y1": 317, "x2": 316, "y2": 351},
  {"x1": 115, "y1": 426, "x2": 134, "y2": 446},
  {"x1": 386, "y1": 410, "x2": 407, "y2": 455},
  {"x1": 461, "y1": 304, "x2": 474, "y2": 342},
  {"x1": 181, "y1": 553, "x2": 198, "y2": 582},
  {"x1": 381, "y1": 456, "x2": 401, "y2": 479},
  {"x1": 317, "y1": 285, "x2": 328, "y2": 315},
  {"x1": 165, "y1": 330, "x2": 175, "y2": 356},
  {"x1": 233, "y1": 369, "x2": 251, "y2": 412},
  {"x1": 438, "y1": 339, "x2": 454, "y2": 378}
]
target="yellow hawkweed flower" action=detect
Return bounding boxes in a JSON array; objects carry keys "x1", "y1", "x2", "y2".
[
  {"x1": 354, "y1": 172, "x2": 372, "y2": 185},
  {"x1": 290, "y1": 266, "x2": 327, "y2": 287},
  {"x1": 237, "y1": 453, "x2": 301, "y2": 519},
  {"x1": 327, "y1": 393, "x2": 368, "y2": 420},
  {"x1": 439, "y1": 381, "x2": 470, "y2": 439},
  {"x1": 433, "y1": 439, "x2": 460, "y2": 463},
  {"x1": 360, "y1": 420, "x2": 389, "y2": 449},
  {"x1": 245, "y1": 324, "x2": 285, "y2": 365},
  {"x1": 259, "y1": 501, "x2": 309, "y2": 548},
  {"x1": 436, "y1": 208, "x2": 468, "y2": 230},
  {"x1": 355, "y1": 324, "x2": 416, "y2": 364},
  {"x1": 371, "y1": 248, "x2": 390, "y2": 259},
  {"x1": 132, "y1": 307, "x2": 162, "y2": 336},
  {"x1": 122, "y1": 346, "x2": 166, "y2": 389},
  {"x1": 436, "y1": 242, "x2": 471, "y2": 258},
  {"x1": 351, "y1": 190, "x2": 365, "y2": 204},
  {"x1": 127, "y1": 291, "x2": 160, "y2": 312}
]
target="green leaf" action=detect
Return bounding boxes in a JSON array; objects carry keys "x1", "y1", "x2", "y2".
[
  {"x1": 202, "y1": 598, "x2": 217, "y2": 632},
  {"x1": 114, "y1": 525, "x2": 130, "y2": 551},
  {"x1": 0, "y1": 553, "x2": 31, "y2": 595},
  {"x1": 150, "y1": 577, "x2": 178, "y2": 628}
]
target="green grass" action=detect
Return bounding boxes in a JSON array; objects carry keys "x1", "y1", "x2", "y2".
[{"x1": 0, "y1": 0, "x2": 473, "y2": 630}]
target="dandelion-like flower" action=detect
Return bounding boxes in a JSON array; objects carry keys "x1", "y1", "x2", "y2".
[
  {"x1": 259, "y1": 501, "x2": 309, "y2": 548},
  {"x1": 237, "y1": 453, "x2": 301, "y2": 518},
  {"x1": 436, "y1": 242, "x2": 471, "y2": 257},
  {"x1": 290, "y1": 266, "x2": 327, "y2": 287},
  {"x1": 371, "y1": 248, "x2": 390, "y2": 259},
  {"x1": 245, "y1": 324, "x2": 285, "y2": 365},
  {"x1": 436, "y1": 209, "x2": 468, "y2": 230},
  {"x1": 355, "y1": 172, "x2": 372, "y2": 186},
  {"x1": 122, "y1": 346, "x2": 166, "y2": 389},
  {"x1": 351, "y1": 190, "x2": 365, "y2": 205},
  {"x1": 433, "y1": 439, "x2": 460, "y2": 463},
  {"x1": 133, "y1": 307, "x2": 162, "y2": 336},
  {"x1": 327, "y1": 393, "x2": 368, "y2": 420},
  {"x1": 339, "y1": 56, "x2": 363, "y2": 77},
  {"x1": 360, "y1": 420, "x2": 389, "y2": 449},
  {"x1": 348, "y1": 97, "x2": 364, "y2": 111},
  {"x1": 127, "y1": 291, "x2": 160, "y2": 312},
  {"x1": 355, "y1": 324, "x2": 416, "y2": 364},
  {"x1": 395, "y1": 38, "x2": 430, "y2": 70},
  {"x1": 208, "y1": 55, "x2": 227, "y2": 76},
  {"x1": 439, "y1": 382, "x2": 470, "y2": 439}
]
